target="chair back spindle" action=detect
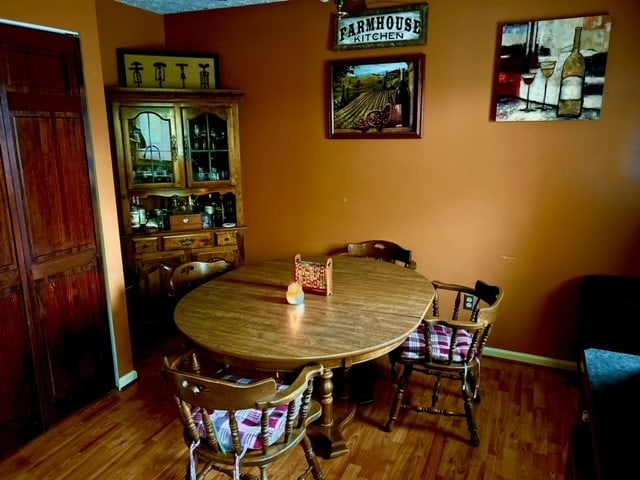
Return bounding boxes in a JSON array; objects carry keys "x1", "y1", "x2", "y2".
[{"x1": 345, "y1": 240, "x2": 416, "y2": 269}]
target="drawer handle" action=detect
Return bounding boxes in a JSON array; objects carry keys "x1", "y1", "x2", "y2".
[{"x1": 180, "y1": 239, "x2": 195, "y2": 247}]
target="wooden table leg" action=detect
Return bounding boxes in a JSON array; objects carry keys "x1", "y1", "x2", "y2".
[{"x1": 309, "y1": 367, "x2": 356, "y2": 459}]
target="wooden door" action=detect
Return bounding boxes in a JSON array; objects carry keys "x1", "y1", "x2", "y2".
[
  {"x1": 0, "y1": 23, "x2": 114, "y2": 451},
  {"x1": 0, "y1": 146, "x2": 42, "y2": 454}
]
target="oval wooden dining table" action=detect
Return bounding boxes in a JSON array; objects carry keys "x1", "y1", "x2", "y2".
[{"x1": 174, "y1": 255, "x2": 434, "y2": 457}]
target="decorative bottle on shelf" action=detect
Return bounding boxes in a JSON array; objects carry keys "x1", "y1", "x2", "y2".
[
  {"x1": 210, "y1": 192, "x2": 223, "y2": 227},
  {"x1": 222, "y1": 192, "x2": 236, "y2": 226},
  {"x1": 557, "y1": 26, "x2": 585, "y2": 118},
  {"x1": 130, "y1": 196, "x2": 146, "y2": 232}
]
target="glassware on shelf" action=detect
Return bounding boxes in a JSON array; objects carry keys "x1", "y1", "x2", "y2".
[
  {"x1": 222, "y1": 192, "x2": 237, "y2": 225},
  {"x1": 192, "y1": 124, "x2": 200, "y2": 145},
  {"x1": 209, "y1": 129, "x2": 217, "y2": 150}
]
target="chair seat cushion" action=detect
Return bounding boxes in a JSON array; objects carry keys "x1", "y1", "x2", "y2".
[
  {"x1": 399, "y1": 323, "x2": 473, "y2": 362},
  {"x1": 191, "y1": 374, "x2": 300, "y2": 452}
]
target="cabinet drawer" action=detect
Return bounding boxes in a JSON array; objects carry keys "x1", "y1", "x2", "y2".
[
  {"x1": 170, "y1": 213, "x2": 203, "y2": 231},
  {"x1": 163, "y1": 232, "x2": 213, "y2": 251},
  {"x1": 215, "y1": 230, "x2": 237, "y2": 246},
  {"x1": 132, "y1": 236, "x2": 159, "y2": 253}
]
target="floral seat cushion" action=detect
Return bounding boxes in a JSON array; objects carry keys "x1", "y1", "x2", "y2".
[
  {"x1": 399, "y1": 323, "x2": 473, "y2": 362},
  {"x1": 191, "y1": 374, "x2": 301, "y2": 452}
]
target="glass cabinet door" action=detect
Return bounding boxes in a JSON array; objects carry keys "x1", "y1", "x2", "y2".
[
  {"x1": 182, "y1": 107, "x2": 231, "y2": 186},
  {"x1": 120, "y1": 106, "x2": 180, "y2": 189}
]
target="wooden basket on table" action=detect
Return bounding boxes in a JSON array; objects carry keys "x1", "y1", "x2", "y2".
[{"x1": 293, "y1": 254, "x2": 332, "y2": 296}]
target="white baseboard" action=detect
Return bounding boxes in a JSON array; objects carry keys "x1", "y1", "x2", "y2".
[
  {"x1": 117, "y1": 370, "x2": 138, "y2": 390},
  {"x1": 484, "y1": 347, "x2": 576, "y2": 372}
]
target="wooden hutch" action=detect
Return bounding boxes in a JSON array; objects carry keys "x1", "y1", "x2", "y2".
[{"x1": 107, "y1": 88, "x2": 246, "y2": 298}]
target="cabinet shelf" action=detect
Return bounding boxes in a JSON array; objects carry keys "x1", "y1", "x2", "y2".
[
  {"x1": 190, "y1": 149, "x2": 229, "y2": 153},
  {"x1": 128, "y1": 184, "x2": 237, "y2": 198}
]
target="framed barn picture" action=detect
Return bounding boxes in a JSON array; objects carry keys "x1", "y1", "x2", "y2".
[{"x1": 327, "y1": 54, "x2": 424, "y2": 139}]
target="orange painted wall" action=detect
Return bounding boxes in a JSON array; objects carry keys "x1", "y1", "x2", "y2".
[
  {"x1": 2, "y1": 0, "x2": 638, "y2": 368},
  {"x1": 158, "y1": 0, "x2": 640, "y2": 361},
  {"x1": 95, "y1": 0, "x2": 165, "y2": 84}
]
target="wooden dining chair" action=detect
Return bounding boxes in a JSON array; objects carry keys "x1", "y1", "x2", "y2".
[
  {"x1": 162, "y1": 348, "x2": 325, "y2": 480},
  {"x1": 345, "y1": 239, "x2": 417, "y2": 269},
  {"x1": 129, "y1": 260, "x2": 231, "y2": 358},
  {"x1": 384, "y1": 280, "x2": 503, "y2": 446},
  {"x1": 336, "y1": 240, "x2": 416, "y2": 403},
  {"x1": 164, "y1": 259, "x2": 233, "y2": 299},
  {"x1": 134, "y1": 260, "x2": 232, "y2": 355}
]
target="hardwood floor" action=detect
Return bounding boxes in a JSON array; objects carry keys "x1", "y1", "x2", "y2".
[{"x1": 0, "y1": 335, "x2": 580, "y2": 479}]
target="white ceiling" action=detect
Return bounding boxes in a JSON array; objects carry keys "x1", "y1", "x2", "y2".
[{"x1": 115, "y1": 0, "x2": 287, "y2": 15}]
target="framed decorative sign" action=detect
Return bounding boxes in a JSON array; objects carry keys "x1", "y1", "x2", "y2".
[
  {"x1": 493, "y1": 14, "x2": 611, "y2": 122},
  {"x1": 328, "y1": 54, "x2": 424, "y2": 139},
  {"x1": 117, "y1": 49, "x2": 220, "y2": 89},
  {"x1": 333, "y1": 3, "x2": 428, "y2": 51}
]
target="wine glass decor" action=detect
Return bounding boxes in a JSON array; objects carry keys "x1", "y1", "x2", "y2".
[
  {"x1": 520, "y1": 70, "x2": 537, "y2": 112},
  {"x1": 538, "y1": 60, "x2": 557, "y2": 111}
]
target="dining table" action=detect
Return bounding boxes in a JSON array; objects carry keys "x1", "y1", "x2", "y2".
[{"x1": 174, "y1": 254, "x2": 435, "y2": 457}]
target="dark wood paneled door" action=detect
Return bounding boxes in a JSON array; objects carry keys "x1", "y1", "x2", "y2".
[
  {"x1": 0, "y1": 146, "x2": 41, "y2": 454},
  {"x1": 0, "y1": 24, "x2": 114, "y2": 457}
]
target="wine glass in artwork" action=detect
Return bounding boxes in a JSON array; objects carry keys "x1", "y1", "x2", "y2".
[
  {"x1": 537, "y1": 60, "x2": 557, "y2": 111},
  {"x1": 520, "y1": 71, "x2": 537, "y2": 112}
]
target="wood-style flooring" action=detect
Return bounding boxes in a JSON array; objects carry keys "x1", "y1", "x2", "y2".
[{"x1": 0, "y1": 334, "x2": 580, "y2": 479}]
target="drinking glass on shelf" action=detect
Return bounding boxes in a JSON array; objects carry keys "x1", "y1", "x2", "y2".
[
  {"x1": 520, "y1": 71, "x2": 537, "y2": 112},
  {"x1": 537, "y1": 60, "x2": 557, "y2": 111}
]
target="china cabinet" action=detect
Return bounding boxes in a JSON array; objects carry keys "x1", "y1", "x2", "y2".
[{"x1": 107, "y1": 88, "x2": 246, "y2": 298}]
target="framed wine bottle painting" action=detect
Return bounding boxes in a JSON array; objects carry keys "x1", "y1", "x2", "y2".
[{"x1": 492, "y1": 14, "x2": 612, "y2": 122}]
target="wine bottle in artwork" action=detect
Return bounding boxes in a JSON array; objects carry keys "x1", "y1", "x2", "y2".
[
  {"x1": 557, "y1": 26, "x2": 586, "y2": 118},
  {"x1": 395, "y1": 68, "x2": 411, "y2": 127}
]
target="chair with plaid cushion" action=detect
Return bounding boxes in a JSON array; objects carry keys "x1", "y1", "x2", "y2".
[
  {"x1": 384, "y1": 280, "x2": 503, "y2": 447},
  {"x1": 162, "y1": 348, "x2": 324, "y2": 480}
]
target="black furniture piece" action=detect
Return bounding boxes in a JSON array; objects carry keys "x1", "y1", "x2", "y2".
[
  {"x1": 568, "y1": 275, "x2": 640, "y2": 479},
  {"x1": 576, "y1": 274, "x2": 640, "y2": 356},
  {"x1": 567, "y1": 348, "x2": 640, "y2": 480}
]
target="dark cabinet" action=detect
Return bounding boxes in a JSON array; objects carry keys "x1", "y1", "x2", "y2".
[{"x1": 0, "y1": 24, "x2": 114, "y2": 458}]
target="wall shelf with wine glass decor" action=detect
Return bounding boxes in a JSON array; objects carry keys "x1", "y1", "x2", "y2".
[{"x1": 492, "y1": 14, "x2": 612, "y2": 122}]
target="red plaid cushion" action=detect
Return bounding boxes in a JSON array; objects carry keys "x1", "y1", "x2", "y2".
[
  {"x1": 400, "y1": 323, "x2": 473, "y2": 362},
  {"x1": 191, "y1": 375, "x2": 300, "y2": 452}
]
